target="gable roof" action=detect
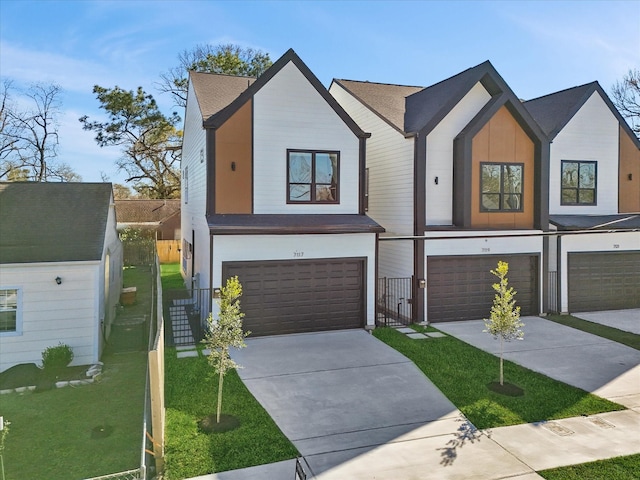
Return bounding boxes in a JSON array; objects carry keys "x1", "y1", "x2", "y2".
[
  {"x1": 0, "y1": 182, "x2": 113, "y2": 264},
  {"x1": 194, "y1": 48, "x2": 368, "y2": 138},
  {"x1": 190, "y1": 72, "x2": 256, "y2": 120},
  {"x1": 525, "y1": 82, "x2": 640, "y2": 148},
  {"x1": 115, "y1": 199, "x2": 180, "y2": 225}
]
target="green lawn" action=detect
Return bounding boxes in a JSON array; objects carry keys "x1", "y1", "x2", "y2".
[
  {"x1": 545, "y1": 314, "x2": 640, "y2": 351},
  {"x1": 538, "y1": 453, "x2": 640, "y2": 479},
  {"x1": 163, "y1": 348, "x2": 298, "y2": 480},
  {"x1": 373, "y1": 326, "x2": 624, "y2": 429}
]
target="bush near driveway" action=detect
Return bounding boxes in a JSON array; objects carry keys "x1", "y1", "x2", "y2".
[{"x1": 373, "y1": 326, "x2": 623, "y2": 430}]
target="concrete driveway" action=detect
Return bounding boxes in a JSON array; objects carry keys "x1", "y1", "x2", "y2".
[
  {"x1": 435, "y1": 316, "x2": 640, "y2": 408},
  {"x1": 573, "y1": 309, "x2": 640, "y2": 335},
  {"x1": 229, "y1": 329, "x2": 537, "y2": 479}
]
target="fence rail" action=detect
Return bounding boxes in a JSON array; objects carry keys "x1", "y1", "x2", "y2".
[
  {"x1": 156, "y1": 240, "x2": 180, "y2": 264},
  {"x1": 84, "y1": 468, "x2": 141, "y2": 480},
  {"x1": 377, "y1": 277, "x2": 414, "y2": 326}
]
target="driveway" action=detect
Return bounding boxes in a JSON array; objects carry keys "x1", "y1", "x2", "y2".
[
  {"x1": 230, "y1": 329, "x2": 536, "y2": 479},
  {"x1": 435, "y1": 316, "x2": 640, "y2": 408},
  {"x1": 573, "y1": 309, "x2": 640, "y2": 335}
]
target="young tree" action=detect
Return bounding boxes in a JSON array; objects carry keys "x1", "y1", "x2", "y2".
[
  {"x1": 483, "y1": 261, "x2": 524, "y2": 386},
  {"x1": 80, "y1": 85, "x2": 181, "y2": 198},
  {"x1": 203, "y1": 276, "x2": 249, "y2": 423},
  {"x1": 157, "y1": 44, "x2": 272, "y2": 107},
  {"x1": 611, "y1": 68, "x2": 640, "y2": 139}
]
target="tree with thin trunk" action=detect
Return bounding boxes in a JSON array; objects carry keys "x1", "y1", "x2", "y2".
[
  {"x1": 611, "y1": 68, "x2": 640, "y2": 139},
  {"x1": 204, "y1": 276, "x2": 249, "y2": 423},
  {"x1": 483, "y1": 261, "x2": 524, "y2": 386}
]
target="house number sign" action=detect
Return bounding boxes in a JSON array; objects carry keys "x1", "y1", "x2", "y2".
[{"x1": 294, "y1": 251, "x2": 304, "y2": 258}]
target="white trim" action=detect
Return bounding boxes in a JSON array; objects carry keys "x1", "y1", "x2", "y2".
[{"x1": 0, "y1": 286, "x2": 23, "y2": 337}]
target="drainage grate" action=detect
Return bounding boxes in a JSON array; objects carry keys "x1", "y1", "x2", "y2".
[
  {"x1": 588, "y1": 416, "x2": 615, "y2": 429},
  {"x1": 539, "y1": 421, "x2": 574, "y2": 436}
]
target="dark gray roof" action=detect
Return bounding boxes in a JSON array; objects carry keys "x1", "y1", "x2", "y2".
[
  {"x1": 0, "y1": 182, "x2": 113, "y2": 264},
  {"x1": 331, "y1": 79, "x2": 424, "y2": 133},
  {"x1": 207, "y1": 214, "x2": 384, "y2": 234},
  {"x1": 189, "y1": 72, "x2": 256, "y2": 121},
  {"x1": 550, "y1": 214, "x2": 640, "y2": 231},
  {"x1": 195, "y1": 48, "x2": 368, "y2": 138},
  {"x1": 115, "y1": 199, "x2": 180, "y2": 223}
]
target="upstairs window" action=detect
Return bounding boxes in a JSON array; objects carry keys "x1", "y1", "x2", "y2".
[
  {"x1": 0, "y1": 288, "x2": 21, "y2": 335},
  {"x1": 481, "y1": 163, "x2": 523, "y2": 211},
  {"x1": 561, "y1": 160, "x2": 596, "y2": 205},
  {"x1": 287, "y1": 150, "x2": 339, "y2": 204}
]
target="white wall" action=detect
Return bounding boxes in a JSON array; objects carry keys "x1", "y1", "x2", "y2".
[
  {"x1": 212, "y1": 233, "x2": 378, "y2": 327},
  {"x1": 550, "y1": 92, "x2": 620, "y2": 215},
  {"x1": 0, "y1": 262, "x2": 100, "y2": 373},
  {"x1": 253, "y1": 63, "x2": 360, "y2": 214},
  {"x1": 558, "y1": 231, "x2": 640, "y2": 311},
  {"x1": 425, "y1": 82, "x2": 492, "y2": 225},
  {"x1": 100, "y1": 198, "x2": 123, "y2": 355}
]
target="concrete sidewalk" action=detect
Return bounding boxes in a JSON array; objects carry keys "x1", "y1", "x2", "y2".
[{"x1": 573, "y1": 308, "x2": 640, "y2": 335}]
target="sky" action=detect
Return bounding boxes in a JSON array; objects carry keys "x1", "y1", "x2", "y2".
[{"x1": 1, "y1": 0, "x2": 639, "y2": 185}]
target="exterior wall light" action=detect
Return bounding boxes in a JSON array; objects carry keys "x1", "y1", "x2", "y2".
[{"x1": 55, "y1": 276, "x2": 62, "y2": 285}]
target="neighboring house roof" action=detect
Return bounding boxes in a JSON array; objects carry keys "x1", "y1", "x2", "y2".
[
  {"x1": 550, "y1": 214, "x2": 640, "y2": 231},
  {"x1": 207, "y1": 214, "x2": 385, "y2": 235},
  {"x1": 0, "y1": 182, "x2": 113, "y2": 264},
  {"x1": 193, "y1": 48, "x2": 369, "y2": 138},
  {"x1": 115, "y1": 199, "x2": 180, "y2": 229},
  {"x1": 525, "y1": 82, "x2": 640, "y2": 148}
]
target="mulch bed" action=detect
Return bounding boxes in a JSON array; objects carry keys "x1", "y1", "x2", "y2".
[
  {"x1": 0, "y1": 363, "x2": 90, "y2": 391},
  {"x1": 198, "y1": 413, "x2": 241, "y2": 433},
  {"x1": 487, "y1": 381, "x2": 525, "y2": 397}
]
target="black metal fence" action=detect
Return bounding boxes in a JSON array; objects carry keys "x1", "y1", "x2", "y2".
[
  {"x1": 547, "y1": 270, "x2": 558, "y2": 313},
  {"x1": 165, "y1": 288, "x2": 213, "y2": 346},
  {"x1": 377, "y1": 276, "x2": 414, "y2": 326}
]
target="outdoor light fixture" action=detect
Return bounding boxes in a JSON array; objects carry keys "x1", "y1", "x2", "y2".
[
  {"x1": 629, "y1": 173, "x2": 633, "y2": 181},
  {"x1": 55, "y1": 276, "x2": 62, "y2": 285},
  {"x1": 434, "y1": 176, "x2": 439, "y2": 185},
  {"x1": 418, "y1": 279, "x2": 426, "y2": 288},
  {"x1": 231, "y1": 161, "x2": 236, "y2": 171},
  {"x1": 213, "y1": 288, "x2": 221, "y2": 299}
]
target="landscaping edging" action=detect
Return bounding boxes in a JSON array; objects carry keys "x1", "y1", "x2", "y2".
[{"x1": 0, "y1": 362, "x2": 104, "y2": 394}]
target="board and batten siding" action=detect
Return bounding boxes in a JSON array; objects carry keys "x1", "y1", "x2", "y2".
[
  {"x1": 549, "y1": 92, "x2": 619, "y2": 215},
  {"x1": 558, "y1": 231, "x2": 640, "y2": 312},
  {"x1": 426, "y1": 82, "x2": 492, "y2": 226},
  {"x1": 253, "y1": 62, "x2": 360, "y2": 214},
  {"x1": 0, "y1": 263, "x2": 100, "y2": 373},
  {"x1": 181, "y1": 78, "x2": 212, "y2": 288},
  {"x1": 330, "y1": 81, "x2": 415, "y2": 279},
  {"x1": 212, "y1": 233, "x2": 377, "y2": 327}
]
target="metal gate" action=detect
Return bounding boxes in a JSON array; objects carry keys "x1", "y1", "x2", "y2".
[{"x1": 377, "y1": 276, "x2": 414, "y2": 326}]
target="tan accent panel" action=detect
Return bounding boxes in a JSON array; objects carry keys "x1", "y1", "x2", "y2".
[
  {"x1": 619, "y1": 126, "x2": 640, "y2": 213},
  {"x1": 215, "y1": 100, "x2": 252, "y2": 213},
  {"x1": 471, "y1": 106, "x2": 534, "y2": 229}
]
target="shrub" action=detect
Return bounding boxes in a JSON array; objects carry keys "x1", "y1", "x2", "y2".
[{"x1": 41, "y1": 343, "x2": 74, "y2": 369}]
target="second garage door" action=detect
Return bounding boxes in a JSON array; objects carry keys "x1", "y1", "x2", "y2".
[
  {"x1": 427, "y1": 254, "x2": 539, "y2": 322},
  {"x1": 222, "y1": 258, "x2": 365, "y2": 336},
  {"x1": 568, "y1": 251, "x2": 640, "y2": 312}
]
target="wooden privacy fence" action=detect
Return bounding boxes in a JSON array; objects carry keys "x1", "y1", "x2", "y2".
[{"x1": 156, "y1": 240, "x2": 180, "y2": 264}]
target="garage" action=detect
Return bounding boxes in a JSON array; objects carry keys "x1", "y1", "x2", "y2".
[
  {"x1": 222, "y1": 258, "x2": 365, "y2": 336},
  {"x1": 568, "y1": 251, "x2": 640, "y2": 312},
  {"x1": 427, "y1": 254, "x2": 539, "y2": 322}
]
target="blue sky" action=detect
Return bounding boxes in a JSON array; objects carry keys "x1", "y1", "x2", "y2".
[{"x1": 1, "y1": 0, "x2": 639, "y2": 185}]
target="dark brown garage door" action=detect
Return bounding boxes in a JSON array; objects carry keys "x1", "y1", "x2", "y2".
[
  {"x1": 568, "y1": 251, "x2": 640, "y2": 312},
  {"x1": 222, "y1": 258, "x2": 365, "y2": 336},
  {"x1": 427, "y1": 255, "x2": 539, "y2": 322}
]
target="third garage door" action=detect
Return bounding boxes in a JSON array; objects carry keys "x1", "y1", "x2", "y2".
[
  {"x1": 568, "y1": 251, "x2": 640, "y2": 312},
  {"x1": 222, "y1": 258, "x2": 364, "y2": 336},
  {"x1": 427, "y1": 254, "x2": 539, "y2": 322}
]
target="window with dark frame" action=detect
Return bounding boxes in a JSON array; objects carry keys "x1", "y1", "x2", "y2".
[
  {"x1": 561, "y1": 160, "x2": 597, "y2": 205},
  {"x1": 287, "y1": 150, "x2": 339, "y2": 204},
  {"x1": 481, "y1": 163, "x2": 523, "y2": 212},
  {"x1": 0, "y1": 289, "x2": 18, "y2": 333}
]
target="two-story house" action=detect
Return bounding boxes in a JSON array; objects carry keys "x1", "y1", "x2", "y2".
[
  {"x1": 181, "y1": 49, "x2": 383, "y2": 336},
  {"x1": 330, "y1": 61, "x2": 549, "y2": 324},
  {"x1": 525, "y1": 82, "x2": 640, "y2": 313}
]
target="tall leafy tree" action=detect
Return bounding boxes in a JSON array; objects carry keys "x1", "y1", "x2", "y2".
[
  {"x1": 483, "y1": 261, "x2": 524, "y2": 386},
  {"x1": 612, "y1": 68, "x2": 640, "y2": 139},
  {"x1": 80, "y1": 86, "x2": 181, "y2": 199},
  {"x1": 0, "y1": 81, "x2": 80, "y2": 182},
  {"x1": 157, "y1": 44, "x2": 272, "y2": 107}
]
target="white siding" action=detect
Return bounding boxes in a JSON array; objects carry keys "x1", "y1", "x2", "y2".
[
  {"x1": 550, "y1": 92, "x2": 620, "y2": 215},
  {"x1": 253, "y1": 63, "x2": 360, "y2": 214},
  {"x1": 425, "y1": 82, "x2": 492, "y2": 225},
  {"x1": 558, "y1": 231, "x2": 640, "y2": 312},
  {"x1": 0, "y1": 262, "x2": 100, "y2": 372},
  {"x1": 212, "y1": 233, "x2": 377, "y2": 327},
  {"x1": 181, "y1": 78, "x2": 211, "y2": 288},
  {"x1": 330, "y1": 82, "x2": 415, "y2": 279}
]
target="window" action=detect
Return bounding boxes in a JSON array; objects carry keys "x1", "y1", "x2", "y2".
[
  {"x1": 287, "y1": 150, "x2": 339, "y2": 203},
  {"x1": 364, "y1": 167, "x2": 369, "y2": 211},
  {"x1": 561, "y1": 161, "x2": 596, "y2": 205},
  {"x1": 0, "y1": 288, "x2": 21, "y2": 335},
  {"x1": 481, "y1": 163, "x2": 523, "y2": 211}
]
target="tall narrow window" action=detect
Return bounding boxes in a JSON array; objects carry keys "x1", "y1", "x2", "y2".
[
  {"x1": 0, "y1": 288, "x2": 20, "y2": 335},
  {"x1": 364, "y1": 167, "x2": 369, "y2": 211},
  {"x1": 481, "y1": 163, "x2": 523, "y2": 211},
  {"x1": 287, "y1": 150, "x2": 339, "y2": 204},
  {"x1": 561, "y1": 160, "x2": 596, "y2": 205}
]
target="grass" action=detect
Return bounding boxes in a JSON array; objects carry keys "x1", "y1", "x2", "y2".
[
  {"x1": 538, "y1": 453, "x2": 640, "y2": 479},
  {"x1": 160, "y1": 263, "x2": 186, "y2": 290},
  {"x1": 545, "y1": 314, "x2": 640, "y2": 351},
  {"x1": 373, "y1": 326, "x2": 624, "y2": 430},
  {"x1": 163, "y1": 348, "x2": 298, "y2": 480}
]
